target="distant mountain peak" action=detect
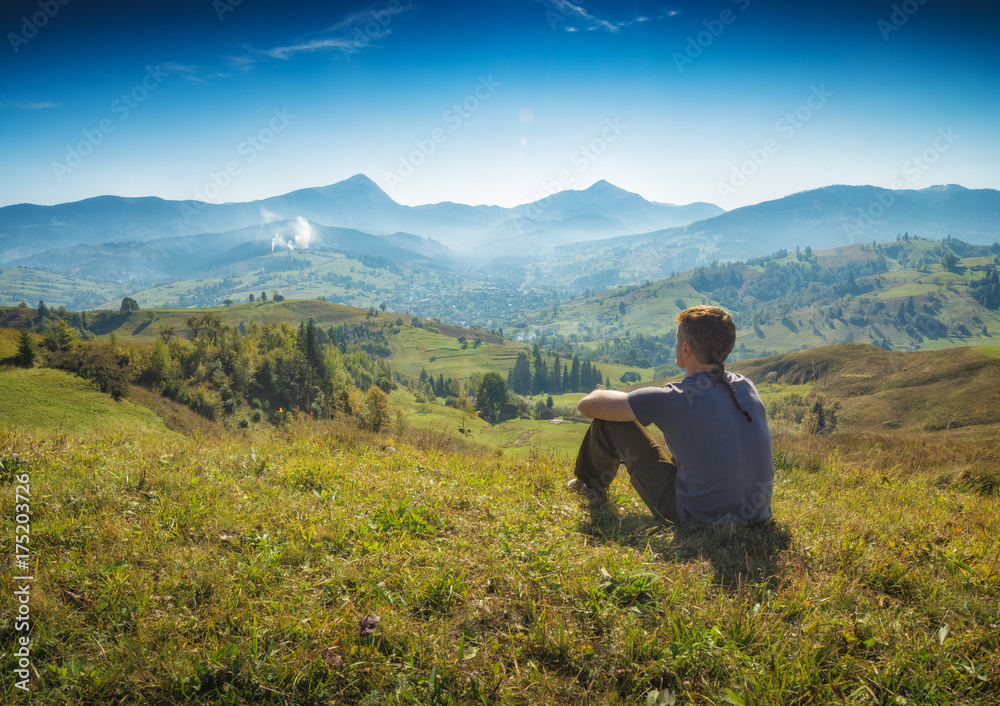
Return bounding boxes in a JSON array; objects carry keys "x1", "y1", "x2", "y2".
[
  {"x1": 581, "y1": 179, "x2": 630, "y2": 195},
  {"x1": 341, "y1": 173, "x2": 380, "y2": 187},
  {"x1": 293, "y1": 174, "x2": 398, "y2": 206}
]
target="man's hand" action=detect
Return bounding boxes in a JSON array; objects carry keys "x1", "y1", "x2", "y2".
[{"x1": 576, "y1": 389, "x2": 637, "y2": 422}]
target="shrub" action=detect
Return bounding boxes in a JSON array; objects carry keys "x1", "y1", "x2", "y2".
[{"x1": 48, "y1": 344, "x2": 130, "y2": 400}]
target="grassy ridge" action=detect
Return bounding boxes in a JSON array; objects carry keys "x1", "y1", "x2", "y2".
[
  {"x1": 0, "y1": 368, "x2": 180, "y2": 438},
  {"x1": 732, "y1": 343, "x2": 1000, "y2": 436},
  {"x1": 94, "y1": 300, "x2": 374, "y2": 344},
  {"x1": 0, "y1": 418, "x2": 997, "y2": 704}
]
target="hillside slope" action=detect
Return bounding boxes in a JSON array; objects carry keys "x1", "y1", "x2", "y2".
[
  {"x1": 734, "y1": 343, "x2": 1000, "y2": 435},
  {"x1": 0, "y1": 367, "x2": 182, "y2": 437},
  {"x1": 521, "y1": 237, "x2": 1000, "y2": 363}
]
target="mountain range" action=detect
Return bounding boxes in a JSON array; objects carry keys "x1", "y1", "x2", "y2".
[
  {"x1": 1, "y1": 177, "x2": 997, "y2": 309},
  {"x1": 0, "y1": 175, "x2": 722, "y2": 263}
]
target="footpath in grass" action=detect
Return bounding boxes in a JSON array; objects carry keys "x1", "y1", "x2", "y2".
[{"x1": 0, "y1": 420, "x2": 998, "y2": 704}]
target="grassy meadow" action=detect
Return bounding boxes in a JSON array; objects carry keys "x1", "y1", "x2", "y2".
[{"x1": 2, "y1": 341, "x2": 1000, "y2": 704}]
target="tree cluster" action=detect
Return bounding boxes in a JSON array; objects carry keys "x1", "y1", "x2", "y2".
[
  {"x1": 969, "y1": 269, "x2": 1000, "y2": 310},
  {"x1": 39, "y1": 313, "x2": 398, "y2": 428},
  {"x1": 506, "y1": 345, "x2": 606, "y2": 396}
]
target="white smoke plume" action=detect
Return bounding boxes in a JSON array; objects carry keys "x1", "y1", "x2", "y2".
[{"x1": 270, "y1": 216, "x2": 315, "y2": 252}]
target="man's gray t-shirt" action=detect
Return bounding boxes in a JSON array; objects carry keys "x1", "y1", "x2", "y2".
[{"x1": 627, "y1": 371, "x2": 773, "y2": 524}]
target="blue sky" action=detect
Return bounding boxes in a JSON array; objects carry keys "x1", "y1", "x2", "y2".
[{"x1": 1, "y1": 0, "x2": 998, "y2": 210}]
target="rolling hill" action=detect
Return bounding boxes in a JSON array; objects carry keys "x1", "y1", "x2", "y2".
[
  {"x1": 514, "y1": 236, "x2": 1000, "y2": 366},
  {"x1": 731, "y1": 342, "x2": 1000, "y2": 436}
]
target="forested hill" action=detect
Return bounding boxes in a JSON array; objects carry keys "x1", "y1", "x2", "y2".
[{"x1": 513, "y1": 235, "x2": 1000, "y2": 373}]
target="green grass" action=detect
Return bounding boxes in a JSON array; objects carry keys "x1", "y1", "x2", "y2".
[
  {"x1": 391, "y1": 328, "x2": 522, "y2": 382},
  {"x1": 733, "y1": 343, "x2": 1000, "y2": 436},
  {"x1": 94, "y1": 300, "x2": 373, "y2": 344},
  {"x1": 391, "y1": 389, "x2": 589, "y2": 459},
  {"x1": 2, "y1": 329, "x2": 999, "y2": 702},
  {"x1": 1, "y1": 415, "x2": 997, "y2": 704},
  {"x1": 0, "y1": 368, "x2": 180, "y2": 438}
]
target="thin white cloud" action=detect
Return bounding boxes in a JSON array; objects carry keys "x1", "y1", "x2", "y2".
[
  {"x1": 0, "y1": 99, "x2": 61, "y2": 110},
  {"x1": 544, "y1": 0, "x2": 620, "y2": 32},
  {"x1": 538, "y1": 1, "x2": 675, "y2": 34},
  {"x1": 158, "y1": 61, "x2": 230, "y2": 84},
  {"x1": 161, "y1": 4, "x2": 415, "y2": 81},
  {"x1": 223, "y1": 54, "x2": 257, "y2": 73},
  {"x1": 260, "y1": 33, "x2": 390, "y2": 60},
  {"x1": 252, "y1": 3, "x2": 414, "y2": 63}
]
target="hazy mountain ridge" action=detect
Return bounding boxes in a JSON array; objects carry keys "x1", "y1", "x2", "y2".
[
  {"x1": 0, "y1": 175, "x2": 723, "y2": 261},
  {"x1": 531, "y1": 184, "x2": 1000, "y2": 291},
  {"x1": 8, "y1": 219, "x2": 453, "y2": 284}
]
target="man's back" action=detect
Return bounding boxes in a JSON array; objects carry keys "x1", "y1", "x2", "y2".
[{"x1": 627, "y1": 371, "x2": 773, "y2": 524}]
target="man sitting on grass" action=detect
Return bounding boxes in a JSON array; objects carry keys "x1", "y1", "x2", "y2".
[{"x1": 572, "y1": 305, "x2": 773, "y2": 525}]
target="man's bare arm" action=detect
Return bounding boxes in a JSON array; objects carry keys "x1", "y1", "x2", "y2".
[{"x1": 576, "y1": 390, "x2": 637, "y2": 422}]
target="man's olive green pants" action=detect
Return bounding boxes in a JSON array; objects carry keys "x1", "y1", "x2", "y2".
[{"x1": 574, "y1": 419, "x2": 680, "y2": 524}]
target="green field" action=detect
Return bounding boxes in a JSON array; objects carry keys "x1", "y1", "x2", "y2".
[
  {"x1": 2, "y1": 324, "x2": 1000, "y2": 702},
  {"x1": 0, "y1": 367, "x2": 180, "y2": 438},
  {"x1": 1, "y1": 395, "x2": 997, "y2": 703}
]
